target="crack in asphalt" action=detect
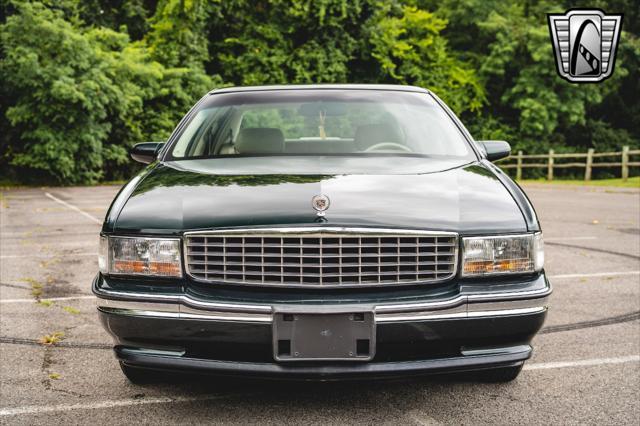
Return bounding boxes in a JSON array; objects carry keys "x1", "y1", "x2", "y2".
[
  {"x1": 0, "y1": 282, "x2": 30, "y2": 290},
  {"x1": 539, "y1": 310, "x2": 640, "y2": 334},
  {"x1": 1, "y1": 310, "x2": 638, "y2": 351},
  {"x1": 545, "y1": 241, "x2": 640, "y2": 260},
  {"x1": 0, "y1": 337, "x2": 111, "y2": 350}
]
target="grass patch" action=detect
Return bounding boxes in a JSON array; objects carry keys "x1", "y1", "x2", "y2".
[
  {"x1": 62, "y1": 306, "x2": 80, "y2": 315},
  {"x1": 39, "y1": 258, "x2": 59, "y2": 269},
  {"x1": 0, "y1": 178, "x2": 126, "y2": 188},
  {"x1": 19, "y1": 277, "x2": 38, "y2": 285},
  {"x1": 100, "y1": 180, "x2": 128, "y2": 185},
  {"x1": 38, "y1": 300, "x2": 54, "y2": 307},
  {"x1": 39, "y1": 332, "x2": 65, "y2": 345},
  {"x1": 520, "y1": 176, "x2": 640, "y2": 188},
  {"x1": 20, "y1": 277, "x2": 48, "y2": 300},
  {"x1": 30, "y1": 286, "x2": 42, "y2": 298},
  {"x1": 0, "y1": 178, "x2": 26, "y2": 189},
  {"x1": 22, "y1": 279, "x2": 43, "y2": 298}
]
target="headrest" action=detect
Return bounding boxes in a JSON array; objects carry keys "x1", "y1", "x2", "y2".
[
  {"x1": 354, "y1": 124, "x2": 403, "y2": 150},
  {"x1": 236, "y1": 128, "x2": 284, "y2": 154}
]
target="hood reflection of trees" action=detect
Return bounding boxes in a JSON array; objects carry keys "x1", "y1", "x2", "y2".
[{"x1": 133, "y1": 165, "x2": 330, "y2": 195}]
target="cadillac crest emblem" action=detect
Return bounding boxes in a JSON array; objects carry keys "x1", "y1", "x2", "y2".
[{"x1": 311, "y1": 194, "x2": 330, "y2": 216}]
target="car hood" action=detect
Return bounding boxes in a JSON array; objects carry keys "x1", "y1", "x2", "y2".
[{"x1": 110, "y1": 159, "x2": 527, "y2": 235}]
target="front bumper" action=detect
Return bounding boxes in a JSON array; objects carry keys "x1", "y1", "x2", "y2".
[{"x1": 94, "y1": 274, "x2": 551, "y2": 379}]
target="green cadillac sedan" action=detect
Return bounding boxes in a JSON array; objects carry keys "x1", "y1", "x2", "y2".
[{"x1": 94, "y1": 85, "x2": 550, "y2": 383}]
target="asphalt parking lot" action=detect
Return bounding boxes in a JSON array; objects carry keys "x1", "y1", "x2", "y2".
[{"x1": 0, "y1": 183, "x2": 638, "y2": 425}]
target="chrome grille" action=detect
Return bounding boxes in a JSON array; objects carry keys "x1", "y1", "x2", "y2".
[{"x1": 184, "y1": 228, "x2": 458, "y2": 288}]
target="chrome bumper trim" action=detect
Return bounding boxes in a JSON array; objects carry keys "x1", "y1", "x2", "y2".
[
  {"x1": 94, "y1": 273, "x2": 551, "y2": 324},
  {"x1": 374, "y1": 285, "x2": 552, "y2": 314},
  {"x1": 375, "y1": 306, "x2": 547, "y2": 323},
  {"x1": 96, "y1": 292, "x2": 549, "y2": 324},
  {"x1": 98, "y1": 305, "x2": 273, "y2": 323},
  {"x1": 94, "y1": 279, "x2": 551, "y2": 313},
  {"x1": 183, "y1": 226, "x2": 459, "y2": 237},
  {"x1": 374, "y1": 297, "x2": 548, "y2": 322},
  {"x1": 94, "y1": 288, "x2": 272, "y2": 314}
]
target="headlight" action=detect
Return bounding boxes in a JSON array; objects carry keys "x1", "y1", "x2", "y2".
[
  {"x1": 461, "y1": 233, "x2": 543, "y2": 277},
  {"x1": 98, "y1": 236, "x2": 182, "y2": 277}
]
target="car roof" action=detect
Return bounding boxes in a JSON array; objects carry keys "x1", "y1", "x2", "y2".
[{"x1": 209, "y1": 84, "x2": 430, "y2": 95}]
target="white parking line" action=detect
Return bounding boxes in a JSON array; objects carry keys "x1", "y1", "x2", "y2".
[
  {"x1": 545, "y1": 236, "x2": 598, "y2": 241},
  {"x1": 0, "y1": 394, "x2": 242, "y2": 417},
  {"x1": 550, "y1": 271, "x2": 640, "y2": 279},
  {"x1": 0, "y1": 355, "x2": 637, "y2": 417},
  {"x1": 44, "y1": 192, "x2": 102, "y2": 225},
  {"x1": 524, "y1": 355, "x2": 640, "y2": 370},
  {"x1": 407, "y1": 410, "x2": 442, "y2": 426},
  {"x1": 0, "y1": 295, "x2": 95, "y2": 304},
  {"x1": 0, "y1": 253, "x2": 96, "y2": 259}
]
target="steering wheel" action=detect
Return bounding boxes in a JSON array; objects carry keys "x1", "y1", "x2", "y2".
[{"x1": 364, "y1": 142, "x2": 413, "y2": 153}]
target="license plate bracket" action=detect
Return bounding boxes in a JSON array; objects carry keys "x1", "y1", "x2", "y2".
[{"x1": 273, "y1": 312, "x2": 375, "y2": 361}]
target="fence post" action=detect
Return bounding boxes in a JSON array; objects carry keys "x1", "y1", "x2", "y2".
[
  {"x1": 547, "y1": 149, "x2": 554, "y2": 181},
  {"x1": 585, "y1": 148, "x2": 594, "y2": 181},
  {"x1": 516, "y1": 150, "x2": 523, "y2": 181},
  {"x1": 622, "y1": 145, "x2": 629, "y2": 181}
]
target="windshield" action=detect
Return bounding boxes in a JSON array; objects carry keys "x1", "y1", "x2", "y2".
[{"x1": 168, "y1": 90, "x2": 475, "y2": 160}]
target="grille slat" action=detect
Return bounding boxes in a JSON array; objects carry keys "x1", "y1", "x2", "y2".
[
  {"x1": 189, "y1": 270, "x2": 454, "y2": 278},
  {"x1": 187, "y1": 260, "x2": 454, "y2": 267},
  {"x1": 187, "y1": 243, "x2": 456, "y2": 248},
  {"x1": 188, "y1": 252, "x2": 454, "y2": 259},
  {"x1": 185, "y1": 229, "x2": 458, "y2": 288}
]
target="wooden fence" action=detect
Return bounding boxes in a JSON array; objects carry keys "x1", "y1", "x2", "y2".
[{"x1": 497, "y1": 146, "x2": 640, "y2": 181}]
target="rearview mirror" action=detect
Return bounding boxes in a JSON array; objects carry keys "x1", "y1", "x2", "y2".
[
  {"x1": 129, "y1": 142, "x2": 165, "y2": 164},
  {"x1": 479, "y1": 140, "x2": 511, "y2": 161},
  {"x1": 298, "y1": 102, "x2": 348, "y2": 117}
]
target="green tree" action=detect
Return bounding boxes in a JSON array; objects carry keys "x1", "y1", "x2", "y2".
[
  {"x1": 145, "y1": 0, "x2": 211, "y2": 68},
  {"x1": 205, "y1": 0, "x2": 363, "y2": 85},
  {"x1": 428, "y1": 0, "x2": 636, "y2": 155},
  {"x1": 0, "y1": 1, "x2": 213, "y2": 183},
  {"x1": 365, "y1": 4, "x2": 485, "y2": 114},
  {"x1": 1, "y1": 0, "x2": 638, "y2": 184}
]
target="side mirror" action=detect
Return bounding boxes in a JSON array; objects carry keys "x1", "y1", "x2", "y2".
[
  {"x1": 129, "y1": 142, "x2": 165, "y2": 164},
  {"x1": 479, "y1": 140, "x2": 511, "y2": 161}
]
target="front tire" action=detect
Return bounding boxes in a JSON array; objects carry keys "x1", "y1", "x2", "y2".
[{"x1": 474, "y1": 364, "x2": 523, "y2": 383}]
